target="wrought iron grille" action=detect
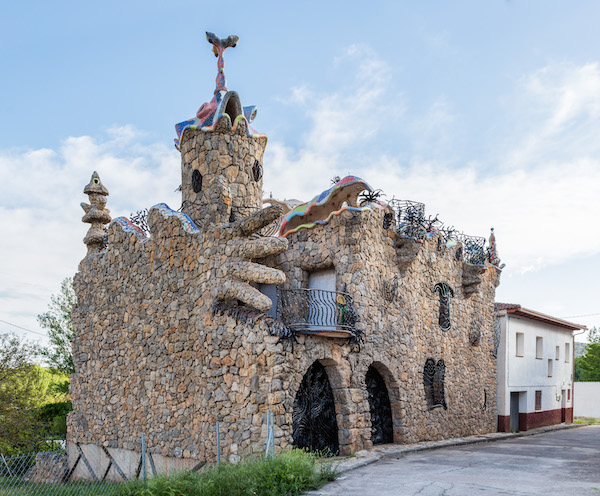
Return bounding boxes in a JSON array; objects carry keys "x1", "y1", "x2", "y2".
[
  {"x1": 276, "y1": 288, "x2": 359, "y2": 338},
  {"x1": 456, "y1": 233, "x2": 487, "y2": 265},
  {"x1": 492, "y1": 316, "x2": 501, "y2": 358},
  {"x1": 292, "y1": 362, "x2": 340, "y2": 455},
  {"x1": 366, "y1": 366, "x2": 393, "y2": 444},
  {"x1": 388, "y1": 199, "x2": 427, "y2": 240},
  {"x1": 423, "y1": 358, "x2": 447, "y2": 410},
  {"x1": 433, "y1": 283, "x2": 454, "y2": 332},
  {"x1": 129, "y1": 209, "x2": 150, "y2": 236}
]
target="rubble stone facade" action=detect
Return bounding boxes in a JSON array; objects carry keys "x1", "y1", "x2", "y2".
[{"x1": 67, "y1": 32, "x2": 502, "y2": 480}]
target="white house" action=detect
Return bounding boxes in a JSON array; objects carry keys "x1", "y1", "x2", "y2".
[{"x1": 496, "y1": 303, "x2": 586, "y2": 432}]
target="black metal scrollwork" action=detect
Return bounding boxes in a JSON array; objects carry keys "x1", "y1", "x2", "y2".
[
  {"x1": 433, "y1": 283, "x2": 454, "y2": 332},
  {"x1": 292, "y1": 362, "x2": 339, "y2": 455},
  {"x1": 423, "y1": 358, "x2": 447, "y2": 410},
  {"x1": 366, "y1": 366, "x2": 393, "y2": 444}
]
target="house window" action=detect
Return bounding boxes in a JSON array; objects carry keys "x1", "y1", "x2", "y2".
[
  {"x1": 516, "y1": 332, "x2": 524, "y2": 357},
  {"x1": 433, "y1": 283, "x2": 454, "y2": 332},
  {"x1": 423, "y1": 358, "x2": 447, "y2": 410},
  {"x1": 535, "y1": 390, "x2": 542, "y2": 411},
  {"x1": 567, "y1": 389, "x2": 571, "y2": 401},
  {"x1": 547, "y1": 359, "x2": 553, "y2": 377},
  {"x1": 555, "y1": 346, "x2": 560, "y2": 360},
  {"x1": 258, "y1": 284, "x2": 278, "y2": 318},
  {"x1": 565, "y1": 343, "x2": 570, "y2": 363},
  {"x1": 536, "y1": 337, "x2": 543, "y2": 359}
]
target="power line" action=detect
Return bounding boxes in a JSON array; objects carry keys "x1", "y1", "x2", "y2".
[
  {"x1": 0, "y1": 319, "x2": 48, "y2": 338},
  {"x1": 561, "y1": 313, "x2": 600, "y2": 319}
]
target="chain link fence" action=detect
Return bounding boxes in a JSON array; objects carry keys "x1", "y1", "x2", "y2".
[{"x1": 0, "y1": 411, "x2": 277, "y2": 496}]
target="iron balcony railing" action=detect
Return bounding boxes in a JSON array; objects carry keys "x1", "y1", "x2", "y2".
[{"x1": 276, "y1": 288, "x2": 358, "y2": 336}]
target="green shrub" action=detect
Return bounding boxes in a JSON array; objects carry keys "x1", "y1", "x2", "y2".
[{"x1": 117, "y1": 449, "x2": 338, "y2": 496}]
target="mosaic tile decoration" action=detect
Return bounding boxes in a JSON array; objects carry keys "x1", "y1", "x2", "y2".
[
  {"x1": 280, "y1": 176, "x2": 384, "y2": 237},
  {"x1": 149, "y1": 203, "x2": 201, "y2": 234},
  {"x1": 111, "y1": 217, "x2": 149, "y2": 242},
  {"x1": 174, "y1": 32, "x2": 265, "y2": 148}
]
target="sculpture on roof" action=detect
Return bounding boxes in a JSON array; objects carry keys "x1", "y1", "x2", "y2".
[
  {"x1": 81, "y1": 172, "x2": 111, "y2": 255},
  {"x1": 174, "y1": 32, "x2": 263, "y2": 148}
]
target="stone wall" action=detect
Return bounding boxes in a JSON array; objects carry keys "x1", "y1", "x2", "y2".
[{"x1": 69, "y1": 122, "x2": 501, "y2": 471}]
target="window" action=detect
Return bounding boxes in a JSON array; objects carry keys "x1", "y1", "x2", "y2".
[
  {"x1": 423, "y1": 358, "x2": 447, "y2": 410},
  {"x1": 567, "y1": 389, "x2": 571, "y2": 401},
  {"x1": 516, "y1": 332, "x2": 524, "y2": 357},
  {"x1": 535, "y1": 390, "x2": 542, "y2": 411},
  {"x1": 547, "y1": 359, "x2": 553, "y2": 377},
  {"x1": 536, "y1": 336, "x2": 543, "y2": 359},
  {"x1": 565, "y1": 343, "x2": 570, "y2": 363},
  {"x1": 308, "y1": 269, "x2": 336, "y2": 330},
  {"x1": 555, "y1": 346, "x2": 560, "y2": 360},
  {"x1": 258, "y1": 284, "x2": 278, "y2": 318},
  {"x1": 433, "y1": 283, "x2": 454, "y2": 332}
]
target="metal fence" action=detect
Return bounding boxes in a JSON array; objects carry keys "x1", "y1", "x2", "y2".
[{"x1": 0, "y1": 411, "x2": 277, "y2": 495}]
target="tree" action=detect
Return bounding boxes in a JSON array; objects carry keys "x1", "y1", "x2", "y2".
[
  {"x1": 575, "y1": 327, "x2": 600, "y2": 382},
  {"x1": 38, "y1": 277, "x2": 76, "y2": 375},
  {"x1": 0, "y1": 334, "x2": 45, "y2": 454}
]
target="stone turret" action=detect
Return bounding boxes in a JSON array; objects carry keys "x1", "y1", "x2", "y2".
[
  {"x1": 175, "y1": 32, "x2": 267, "y2": 225},
  {"x1": 81, "y1": 172, "x2": 111, "y2": 254}
]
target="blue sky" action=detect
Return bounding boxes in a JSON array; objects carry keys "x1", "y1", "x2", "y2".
[{"x1": 1, "y1": 0, "x2": 599, "y2": 343}]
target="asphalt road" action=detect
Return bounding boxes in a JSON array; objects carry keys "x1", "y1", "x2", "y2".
[{"x1": 309, "y1": 425, "x2": 600, "y2": 496}]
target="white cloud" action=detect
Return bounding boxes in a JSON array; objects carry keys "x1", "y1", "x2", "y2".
[
  {"x1": 3, "y1": 54, "x2": 600, "y2": 341},
  {"x1": 264, "y1": 58, "x2": 600, "y2": 278},
  {"x1": 0, "y1": 127, "x2": 180, "y2": 339}
]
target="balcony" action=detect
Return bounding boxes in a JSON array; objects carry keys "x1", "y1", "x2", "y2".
[{"x1": 275, "y1": 288, "x2": 360, "y2": 341}]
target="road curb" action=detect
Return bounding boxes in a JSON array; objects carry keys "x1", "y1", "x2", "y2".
[{"x1": 332, "y1": 423, "x2": 589, "y2": 474}]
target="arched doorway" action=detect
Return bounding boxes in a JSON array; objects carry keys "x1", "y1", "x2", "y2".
[
  {"x1": 366, "y1": 365, "x2": 393, "y2": 444},
  {"x1": 292, "y1": 361, "x2": 339, "y2": 454}
]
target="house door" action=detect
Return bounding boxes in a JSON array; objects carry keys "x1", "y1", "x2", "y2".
[
  {"x1": 561, "y1": 390, "x2": 566, "y2": 422},
  {"x1": 308, "y1": 269, "x2": 336, "y2": 330},
  {"x1": 292, "y1": 361, "x2": 340, "y2": 454},
  {"x1": 510, "y1": 392, "x2": 520, "y2": 432}
]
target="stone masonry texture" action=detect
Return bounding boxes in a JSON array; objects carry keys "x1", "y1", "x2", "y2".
[{"x1": 68, "y1": 116, "x2": 501, "y2": 473}]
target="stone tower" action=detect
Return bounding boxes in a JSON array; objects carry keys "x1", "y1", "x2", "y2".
[{"x1": 176, "y1": 32, "x2": 267, "y2": 225}]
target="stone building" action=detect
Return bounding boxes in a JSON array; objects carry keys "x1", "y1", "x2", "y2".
[{"x1": 67, "y1": 33, "x2": 503, "y2": 479}]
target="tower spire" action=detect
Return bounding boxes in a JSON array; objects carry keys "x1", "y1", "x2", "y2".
[{"x1": 206, "y1": 32, "x2": 239, "y2": 94}]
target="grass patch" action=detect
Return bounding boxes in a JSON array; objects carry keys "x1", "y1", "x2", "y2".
[
  {"x1": 118, "y1": 449, "x2": 338, "y2": 496},
  {"x1": 0, "y1": 479, "x2": 122, "y2": 496},
  {"x1": 573, "y1": 417, "x2": 600, "y2": 425}
]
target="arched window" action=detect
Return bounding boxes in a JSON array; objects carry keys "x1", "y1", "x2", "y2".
[
  {"x1": 292, "y1": 361, "x2": 339, "y2": 454},
  {"x1": 433, "y1": 283, "x2": 454, "y2": 331}
]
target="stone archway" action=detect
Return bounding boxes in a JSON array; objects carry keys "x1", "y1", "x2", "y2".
[
  {"x1": 292, "y1": 361, "x2": 340, "y2": 454},
  {"x1": 366, "y1": 365, "x2": 393, "y2": 444}
]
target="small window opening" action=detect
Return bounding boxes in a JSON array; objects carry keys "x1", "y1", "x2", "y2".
[
  {"x1": 535, "y1": 390, "x2": 542, "y2": 411},
  {"x1": 536, "y1": 336, "x2": 543, "y2": 359},
  {"x1": 565, "y1": 343, "x2": 571, "y2": 363},
  {"x1": 516, "y1": 332, "x2": 524, "y2": 357},
  {"x1": 192, "y1": 170, "x2": 203, "y2": 193},
  {"x1": 547, "y1": 359, "x2": 553, "y2": 377}
]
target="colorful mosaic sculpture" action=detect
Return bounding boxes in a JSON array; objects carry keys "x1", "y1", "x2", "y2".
[
  {"x1": 279, "y1": 176, "x2": 383, "y2": 237},
  {"x1": 110, "y1": 217, "x2": 148, "y2": 242},
  {"x1": 174, "y1": 32, "x2": 264, "y2": 148},
  {"x1": 81, "y1": 172, "x2": 111, "y2": 255},
  {"x1": 487, "y1": 228, "x2": 505, "y2": 269}
]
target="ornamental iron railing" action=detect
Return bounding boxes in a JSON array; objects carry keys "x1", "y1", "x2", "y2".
[
  {"x1": 276, "y1": 288, "x2": 359, "y2": 338},
  {"x1": 387, "y1": 198, "x2": 492, "y2": 266}
]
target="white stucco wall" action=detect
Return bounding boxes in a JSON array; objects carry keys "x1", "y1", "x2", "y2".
[
  {"x1": 574, "y1": 382, "x2": 600, "y2": 418},
  {"x1": 497, "y1": 313, "x2": 574, "y2": 416}
]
